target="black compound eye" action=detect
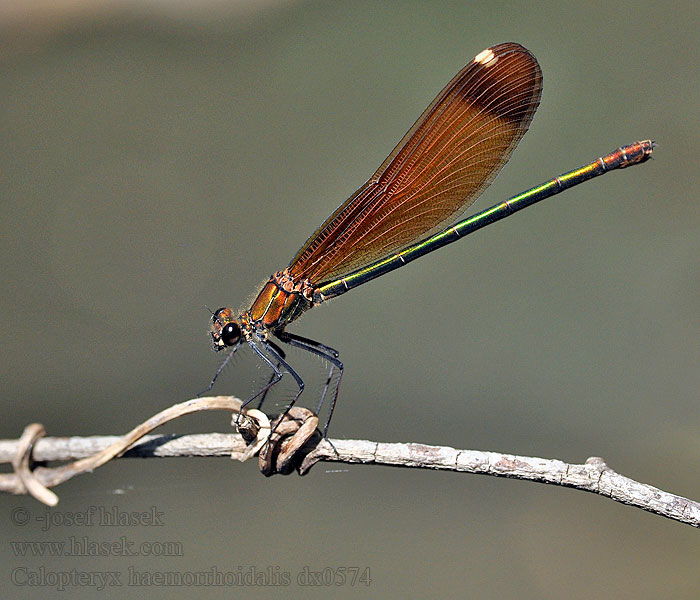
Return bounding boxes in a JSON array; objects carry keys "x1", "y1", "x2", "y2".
[{"x1": 221, "y1": 322, "x2": 241, "y2": 346}]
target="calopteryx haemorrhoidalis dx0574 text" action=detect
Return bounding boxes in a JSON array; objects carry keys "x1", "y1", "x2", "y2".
[{"x1": 204, "y1": 42, "x2": 653, "y2": 436}]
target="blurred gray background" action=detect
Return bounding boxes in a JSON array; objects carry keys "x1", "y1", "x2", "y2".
[{"x1": 2, "y1": 1, "x2": 699, "y2": 598}]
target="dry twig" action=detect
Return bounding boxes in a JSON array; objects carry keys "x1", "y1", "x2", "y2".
[{"x1": 0, "y1": 396, "x2": 698, "y2": 528}]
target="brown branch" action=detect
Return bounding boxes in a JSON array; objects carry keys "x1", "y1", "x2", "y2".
[{"x1": 0, "y1": 396, "x2": 698, "y2": 529}]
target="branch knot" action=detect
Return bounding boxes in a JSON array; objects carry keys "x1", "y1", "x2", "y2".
[
  {"x1": 11, "y1": 423, "x2": 58, "y2": 506},
  {"x1": 234, "y1": 407, "x2": 321, "y2": 476}
]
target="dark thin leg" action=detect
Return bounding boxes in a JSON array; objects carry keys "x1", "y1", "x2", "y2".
[
  {"x1": 196, "y1": 342, "x2": 241, "y2": 397},
  {"x1": 317, "y1": 364, "x2": 336, "y2": 415},
  {"x1": 266, "y1": 339, "x2": 286, "y2": 359},
  {"x1": 240, "y1": 341, "x2": 284, "y2": 416},
  {"x1": 257, "y1": 340, "x2": 306, "y2": 440},
  {"x1": 278, "y1": 332, "x2": 340, "y2": 358},
  {"x1": 256, "y1": 341, "x2": 286, "y2": 410},
  {"x1": 274, "y1": 334, "x2": 336, "y2": 413},
  {"x1": 274, "y1": 330, "x2": 344, "y2": 438}
]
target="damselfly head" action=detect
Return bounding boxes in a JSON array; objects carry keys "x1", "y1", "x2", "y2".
[{"x1": 210, "y1": 307, "x2": 241, "y2": 351}]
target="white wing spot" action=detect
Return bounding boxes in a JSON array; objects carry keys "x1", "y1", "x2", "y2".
[{"x1": 474, "y1": 48, "x2": 498, "y2": 67}]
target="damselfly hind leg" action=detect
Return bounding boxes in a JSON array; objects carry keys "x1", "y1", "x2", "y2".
[{"x1": 275, "y1": 331, "x2": 344, "y2": 438}]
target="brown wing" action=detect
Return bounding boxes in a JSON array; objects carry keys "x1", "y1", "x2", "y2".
[{"x1": 289, "y1": 42, "x2": 542, "y2": 285}]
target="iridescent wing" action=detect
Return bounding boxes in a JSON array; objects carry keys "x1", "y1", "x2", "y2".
[{"x1": 288, "y1": 42, "x2": 542, "y2": 285}]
